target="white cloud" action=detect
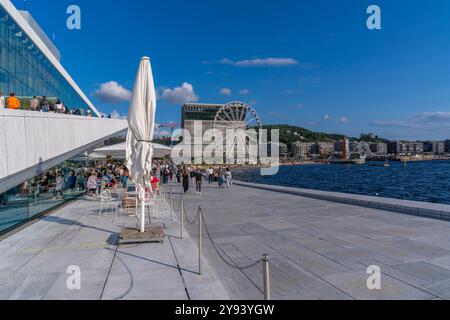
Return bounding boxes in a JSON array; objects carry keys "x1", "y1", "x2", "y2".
[
  {"x1": 217, "y1": 57, "x2": 299, "y2": 67},
  {"x1": 219, "y1": 58, "x2": 234, "y2": 65},
  {"x1": 235, "y1": 57, "x2": 299, "y2": 67},
  {"x1": 109, "y1": 110, "x2": 126, "y2": 119},
  {"x1": 92, "y1": 81, "x2": 132, "y2": 103},
  {"x1": 371, "y1": 112, "x2": 450, "y2": 128},
  {"x1": 339, "y1": 116, "x2": 349, "y2": 124},
  {"x1": 219, "y1": 88, "x2": 232, "y2": 96},
  {"x1": 239, "y1": 89, "x2": 250, "y2": 95},
  {"x1": 324, "y1": 115, "x2": 331, "y2": 120},
  {"x1": 160, "y1": 82, "x2": 199, "y2": 105}
]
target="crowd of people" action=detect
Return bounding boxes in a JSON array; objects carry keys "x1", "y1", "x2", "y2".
[
  {"x1": 154, "y1": 161, "x2": 233, "y2": 196},
  {"x1": 1, "y1": 159, "x2": 235, "y2": 205},
  {"x1": 0, "y1": 90, "x2": 92, "y2": 116},
  {"x1": 14, "y1": 163, "x2": 131, "y2": 201}
]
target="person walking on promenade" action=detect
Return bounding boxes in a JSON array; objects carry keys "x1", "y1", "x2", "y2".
[
  {"x1": 30, "y1": 96, "x2": 40, "y2": 111},
  {"x1": 162, "y1": 167, "x2": 170, "y2": 185},
  {"x1": 190, "y1": 167, "x2": 196, "y2": 187},
  {"x1": 195, "y1": 169, "x2": 204, "y2": 195},
  {"x1": 182, "y1": 169, "x2": 190, "y2": 193},
  {"x1": 207, "y1": 167, "x2": 214, "y2": 184},
  {"x1": 176, "y1": 168, "x2": 182, "y2": 184},
  {"x1": 218, "y1": 172, "x2": 225, "y2": 189},
  {"x1": 7, "y1": 93, "x2": 20, "y2": 109},
  {"x1": 0, "y1": 91, "x2": 6, "y2": 109},
  {"x1": 225, "y1": 168, "x2": 233, "y2": 188}
]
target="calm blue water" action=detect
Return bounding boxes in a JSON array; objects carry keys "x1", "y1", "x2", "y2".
[{"x1": 234, "y1": 161, "x2": 450, "y2": 205}]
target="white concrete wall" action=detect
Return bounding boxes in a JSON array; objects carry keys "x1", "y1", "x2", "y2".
[{"x1": 0, "y1": 109, "x2": 127, "y2": 182}]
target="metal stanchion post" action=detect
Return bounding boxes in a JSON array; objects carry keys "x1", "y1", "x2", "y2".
[
  {"x1": 262, "y1": 254, "x2": 270, "y2": 301},
  {"x1": 198, "y1": 207, "x2": 202, "y2": 275},
  {"x1": 170, "y1": 185, "x2": 173, "y2": 221},
  {"x1": 180, "y1": 197, "x2": 184, "y2": 239}
]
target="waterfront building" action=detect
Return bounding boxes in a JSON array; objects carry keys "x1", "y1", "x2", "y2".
[
  {"x1": 292, "y1": 142, "x2": 315, "y2": 158},
  {"x1": 388, "y1": 141, "x2": 424, "y2": 156},
  {"x1": 369, "y1": 143, "x2": 388, "y2": 156},
  {"x1": 0, "y1": 0, "x2": 127, "y2": 234},
  {"x1": 350, "y1": 141, "x2": 371, "y2": 156},
  {"x1": 279, "y1": 142, "x2": 289, "y2": 158},
  {"x1": 388, "y1": 141, "x2": 404, "y2": 155},
  {"x1": 408, "y1": 142, "x2": 424, "y2": 155},
  {"x1": 181, "y1": 103, "x2": 250, "y2": 163},
  {"x1": 424, "y1": 141, "x2": 445, "y2": 155},
  {"x1": 312, "y1": 142, "x2": 335, "y2": 156},
  {"x1": 0, "y1": 1, "x2": 98, "y2": 115},
  {"x1": 445, "y1": 140, "x2": 450, "y2": 154}
]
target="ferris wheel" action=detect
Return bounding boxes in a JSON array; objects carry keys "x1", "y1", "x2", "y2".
[
  {"x1": 212, "y1": 101, "x2": 263, "y2": 162},
  {"x1": 213, "y1": 101, "x2": 262, "y2": 131}
]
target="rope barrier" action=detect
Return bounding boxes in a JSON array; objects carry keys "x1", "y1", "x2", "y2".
[
  {"x1": 165, "y1": 183, "x2": 271, "y2": 299},
  {"x1": 184, "y1": 203, "x2": 199, "y2": 225}
]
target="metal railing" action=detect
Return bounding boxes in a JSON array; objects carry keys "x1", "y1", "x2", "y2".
[{"x1": 164, "y1": 183, "x2": 271, "y2": 300}]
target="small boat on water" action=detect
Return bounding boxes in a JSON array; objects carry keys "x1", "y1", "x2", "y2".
[{"x1": 369, "y1": 159, "x2": 391, "y2": 167}]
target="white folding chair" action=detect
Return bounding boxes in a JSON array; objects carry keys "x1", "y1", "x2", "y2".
[{"x1": 99, "y1": 190, "x2": 122, "y2": 221}]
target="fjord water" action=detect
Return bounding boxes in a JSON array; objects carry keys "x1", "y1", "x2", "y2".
[{"x1": 234, "y1": 161, "x2": 450, "y2": 205}]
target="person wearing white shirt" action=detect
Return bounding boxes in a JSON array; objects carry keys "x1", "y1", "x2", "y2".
[
  {"x1": 0, "y1": 91, "x2": 5, "y2": 109},
  {"x1": 207, "y1": 167, "x2": 214, "y2": 184}
]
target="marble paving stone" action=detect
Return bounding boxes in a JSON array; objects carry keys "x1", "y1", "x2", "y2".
[
  {"x1": 324, "y1": 271, "x2": 434, "y2": 300},
  {"x1": 4, "y1": 182, "x2": 450, "y2": 300},
  {"x1": 391, "y1": 261, "x2": 450, "y2": 285}
]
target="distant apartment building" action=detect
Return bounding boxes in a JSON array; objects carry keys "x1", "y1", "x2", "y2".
[
  {"x1": 312, "y1": 142, "x2": 335, "y2": 155},
  {"x1": 369, "y1": 143, "x2": 388, "y2": 155},
  {"x1": 424, "y1": 141, "x2": 445, "y2": 155},
  {"x1": 388, "y1": 141, "x2": 424, "y2": 156},
  {"x1": 292, "y1": 142, "x2": 315, "y2": 158},
  {"x1": 266, "y1": 142, "x2": 288, "y2": 159},
  {"x1": 350, "y1": 141, "x2": 371, "y2": 156},
  {"x1": 279, "y1": 143, "x2": 289, "y2": 158},
  {"x1": 445, "y1": 140, "x2": 450, "y2": 153}
]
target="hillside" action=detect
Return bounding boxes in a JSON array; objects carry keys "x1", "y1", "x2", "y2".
[{"x1": 260, "y1": 125, "x2": 348, "y2": 144}]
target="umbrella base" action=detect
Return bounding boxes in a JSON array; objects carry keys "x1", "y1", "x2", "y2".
[{"x1": 119, "y1": 227, "x2": 165, "y2": 245}]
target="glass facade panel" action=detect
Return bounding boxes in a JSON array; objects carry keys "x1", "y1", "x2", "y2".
[
  {"x1": 0, "y1": 158, "x2": 88, "y2": 234},
  {"x1": 0, "y1": 5, "x2": 93, "y2": 114}
]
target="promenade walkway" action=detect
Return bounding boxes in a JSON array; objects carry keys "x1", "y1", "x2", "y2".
[
  {"x1": 178, "y1": 181, "x2": 450, "y2": 300},
  {"x1": 3, "y1": 181, "x2": 450, "y2": 300},
  {"x1": 0, "y1": 195, "x2": 229, "y2": 300}
]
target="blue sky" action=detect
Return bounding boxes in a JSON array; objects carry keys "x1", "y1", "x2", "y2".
[{"x1": 13, "y1": 0, "x2": 450, "y2": 140}]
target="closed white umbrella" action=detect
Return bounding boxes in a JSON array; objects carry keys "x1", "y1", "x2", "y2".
[{"x1": 126, "y1": 57, "x2": 157, "y2": 233}]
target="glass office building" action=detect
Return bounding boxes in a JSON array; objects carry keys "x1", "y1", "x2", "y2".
[
  {"x1": 0, "y1": 1, "x2": 105, "y2": 234},
  {"x1": 0, "y1": 3, "x2": 94, "y2": 113}
]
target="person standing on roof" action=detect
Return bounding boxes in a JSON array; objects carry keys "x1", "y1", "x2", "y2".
[{"x1": 7, "y1": 93, "x2": 20, "y2": 109}]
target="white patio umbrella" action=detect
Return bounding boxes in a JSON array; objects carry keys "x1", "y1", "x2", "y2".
[{"x1": 126, "y1": 57, "x2": 157, "y2": 233}]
